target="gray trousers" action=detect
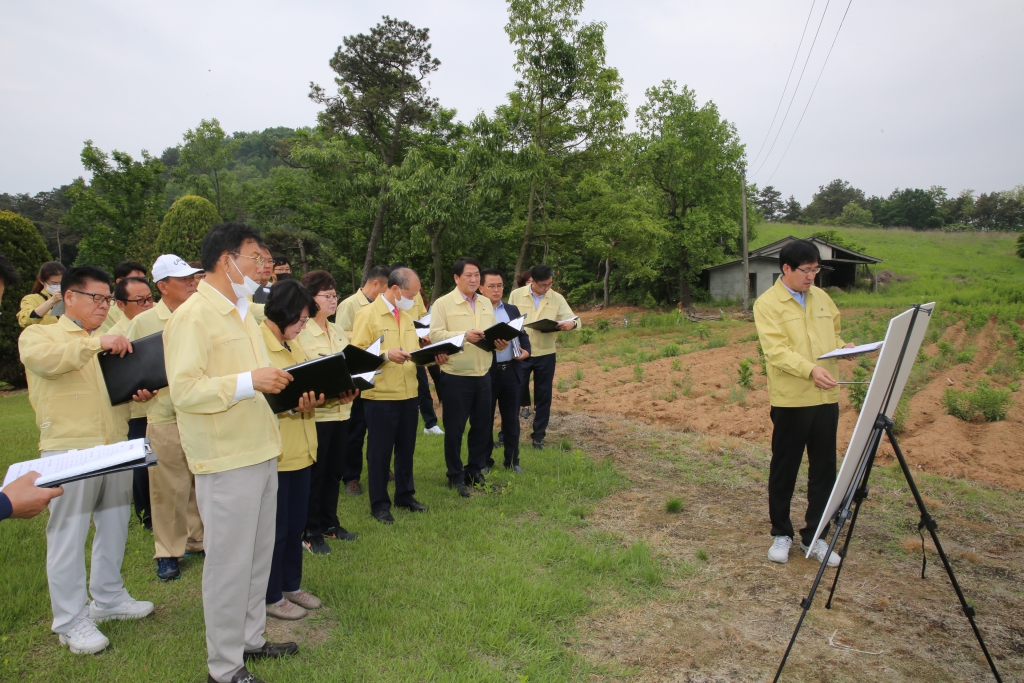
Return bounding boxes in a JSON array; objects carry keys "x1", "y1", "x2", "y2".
[
  {"x1": 43, "y1": 450, "x2": 132, "y2": 635},
  {"x1": 195, "y1": 458, "x2": 278, "y2": 683}
]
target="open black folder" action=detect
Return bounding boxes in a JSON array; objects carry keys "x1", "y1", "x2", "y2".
[
  {"x1": 265, "y1": 352, "x2": 357, "y2": 414},
  {"x1": 3, "y1": 439, "x2": 157, "y2": 489},
  {"x1": 524, "y1": 316, "x2": 579, "y2": 333},
  {"x1": 410, "y1": 334, "x2": 465, "y2": 366},
  {"x1": 98, "y1": 331, "x2": 168, "y2": 405},
  {"x1": 341, "y1": 343, "x2": 386, "y2": 376},
  {"x1": 469, "y1": 316, "x2": 525, "y2": 352}
]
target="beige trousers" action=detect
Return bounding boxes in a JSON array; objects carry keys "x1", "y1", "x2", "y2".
[
  {"x1": 43, "y1": 450, "x2": 132, "y2": 634},
  {"x1": 147, "y1": 422, "x2": 204, "y2": 558},
  {"x1": 195, "y1": 457, "x2": 277, "y2": 683}
]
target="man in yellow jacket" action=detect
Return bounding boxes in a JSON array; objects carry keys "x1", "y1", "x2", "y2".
[
  {"x1": 430, "y1": 257, "x2": 502, "y2": 495},
  {"x1": 126, "y1": 254, "x2": 205, "y2": 582},
  {"x1": 754, "y1": 239, "x2": 855, "y2": 569},
  {"x1": 351, "y1": 267, "x2": 443, "y2": 523},
  {"x1": 336, "y1": 264, "x2": 391, "y2": 496},
  {"x1": 507, "y1": 263, "x2": 579, "y2": 449},
  {"x1": 19, "y1": 265, "x2": 155, "y2": 656},
  {"x1": 163, "y1": 224, "x2": 297, "y2": 683}
]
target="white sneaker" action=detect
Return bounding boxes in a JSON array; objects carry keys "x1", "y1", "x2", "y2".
[
  {"x1": 423, "y1": 426, "x2": 444, "y2": 435},
  {"x1": 59, "y1": 616, "x2": 109, "y2": 654},
  {"x1": 89, "y1": 597, "x2": 155, "y2": 623},
  {"x1": 768, "y1": 535, "x2": 793, "y2": 563},
  {"x1": 801, "y1": 539, "x2": 841, "y2": 567}
]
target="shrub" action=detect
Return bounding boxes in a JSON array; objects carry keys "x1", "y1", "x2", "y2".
[
  {"x1": 0, "y1": 210, "x2": 52, "y2": 386},
  {"x1": 558, "y1": 437, "x2": 572, "y2": 451},
  {"x1": 155, "y1": 195, "x2": 221, "y2": 263},
  {"x1": 942, "y1": 382, "x2": 1013, "y2": 422},
  {"x1": 705, "y1": 333, "x2": 728, "y2": 349},
  {"x1": 665, "y1": 498, "x2": 684, "y2": 514},
  {"x1": 737, "y1": 359, "x2": 753, "y2": 389},
  {"x1": 660, "y1": 342, "x2": 681, "y2": 358},
  {"x1": 633, "y1": 364, "x2": 645, "y2": 382},
  {"x1": 557, "y1": 377, "x2": 572, "y2": 393},
  {"x1": 595, "y1": 317, "x2": 610, "y2": 331},
  {"x1": 671, "y1": 358, "x2": 682, "y2": 371},
  {"x1": 847, "y1": 366, "x2": 870, "y2": 411},
  {"x1": 695, "y1": 323, "x2": 711, "y2": 339},
  {"x1": 577, "y1": 327, "x2": 595, "y2": 344}
]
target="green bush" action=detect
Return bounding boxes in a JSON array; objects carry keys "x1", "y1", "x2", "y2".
[
  {"x1": 942, "y1": 382, "x2": 1013, "y2": 422},
  {"x1": 891, "y1": 396, "x2": 911, "y2": 434},
  {"x1": 0, "y1": 211, "x2": 52, "y2": 386},
  {"x1": 847, "y1": 366, "x2": 870, "y2": 411},
  {"x1": 155, "y1": 195, "x2": 221, "y2": 263},
  {"x1": 595, "y1": 317, "x2": 610, "y2": 331},
  {"x1": 665, "y1": 498, "x2": 684, "y2": 514},
  {"x1": 737, "y1": 359, "x2": 753, "y2": 389},
  {"x1": 577, "y1": 328, "x2": 595, "y2": 344},
  {"x1": 660, "y1": 342, "x2": 681, "y2": 358}
]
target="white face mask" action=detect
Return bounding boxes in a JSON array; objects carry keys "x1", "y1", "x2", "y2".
[
  {"x1": 45, "y1": 283, "x2": 61, "y2": 295},
  {"x1": 395, "y1": 293, "x2": 416, "y2": 311},
  {"x1": 229, "y1": 257, "x2": 261, "y2": 299}
]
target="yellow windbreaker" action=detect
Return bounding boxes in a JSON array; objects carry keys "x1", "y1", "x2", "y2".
[
  {"x1": 507, "y1": 285, "x2": 578, "y2": 357},
  {"x1": 260, "y1": 323, "x2": 317, "y2": 472}
]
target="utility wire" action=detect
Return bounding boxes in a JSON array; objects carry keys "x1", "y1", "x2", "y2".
[
  {"x1": 751, "y1": 0, "x2": 833, "y2": 177},
  {"x1": 765, "y1": 0, "x2": 855, "y2": 185},
  {"x1": 748, "y1": 0, "x2": 818, "y2": 168}
]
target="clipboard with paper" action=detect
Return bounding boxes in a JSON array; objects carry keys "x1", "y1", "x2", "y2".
[{"x1": 470, "y1": 315, "x2": 525, "y2": 352}]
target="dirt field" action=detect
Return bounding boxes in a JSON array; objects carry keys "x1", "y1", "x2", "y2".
[{"x1": 553, "y1": 308, "x2": 1024, "y2": 492}]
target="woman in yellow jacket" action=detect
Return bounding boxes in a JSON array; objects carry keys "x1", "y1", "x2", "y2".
[
  {"x1": 260, "y1": 280, "x2": 355, "y2": 621},
  {"x1": 296, "y1": 271, "x2": 360, "y2": 555},
  {"x1": 18, "y1": 261, "x2": 65, "y2": 327}
]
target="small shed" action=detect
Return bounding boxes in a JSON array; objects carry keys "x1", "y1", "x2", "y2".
[{"x1": 701, "y1": 235, "x2": 883, "y2": 302}]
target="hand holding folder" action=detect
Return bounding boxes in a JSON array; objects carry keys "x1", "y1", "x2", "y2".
[
  {"x1": 524, "y1": 316, "x2": 579, "y2": 333},
  {"x1": 410, "y1": 334, "x2": 465, "y2": 366},
  {"x1": 264, "y1": 352, "x2": 358, "y2": 414},
  {"x1": 470, "y1": 316, "x2": 525, "y2": 352},
  {"x1": 4, "y1": 439, "x2": 157, "y2": 489},
  {"x1": 98, "y1": 332, "x2": 168, "y2": 405}
]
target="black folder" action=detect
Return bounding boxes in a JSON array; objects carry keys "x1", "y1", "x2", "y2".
[
  {"x1": 341, "y1": 343, "x2": 386, "y2": 376},
  {"x1": 413, "y1": 314, "x2": 431, "y2": 329},
  {"x1": 352, "y1": 374, "x2": 377, "y2": 391},
  {"x1": 264, "y1": 352, "x2": 356, "y2": 414},
  {"x1": 524, "y1": 317, "x2": 578, "y2": 333},
  {"x1": 98, "y1": 331, "x2": 168, "y2": 406},
  {"x1": 410, "y1": 336, "x2": 464, "y2": 366},
  {"x1": 469, "y1": 317, "x2": 525, "y2": 352}
]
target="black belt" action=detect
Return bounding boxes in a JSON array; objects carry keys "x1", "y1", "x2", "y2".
[{"x1": 496, "y1": 362, "x2": 512, "y2": 370}]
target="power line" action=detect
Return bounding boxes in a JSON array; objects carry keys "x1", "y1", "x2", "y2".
[
  {"x1": 765, "y1": 0, "x2": 855, "y2": 186},
  {"x1": 751, "y1": 0, "x2": 833, "y2": 177},
  {"x1": 748, "y1": 0, "x2": 818, "y2": 169}
]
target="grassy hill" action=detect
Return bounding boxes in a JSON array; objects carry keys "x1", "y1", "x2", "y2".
[{"x1": 750, "y1": 224, "x2": 1024, "y2": 320}]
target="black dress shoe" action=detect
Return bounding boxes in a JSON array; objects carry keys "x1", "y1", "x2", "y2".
[
  {"x1": 243, "y1": 641, "x2": 298, "y2": 660},
  {"x1": 324, "y1": 525, "x2": 358, "y2": 541},
  {"x1": 532, "y1": 440, "x2": 544, "y2": 450},
  {"x1": 466, "y1": 471, "x2": 486, "y2": 487},
  {"x1": 372, "y1": 509, "x2": 395, "y2": 524},
  {"x1": 208, "y1": 666, "x2": 265, "y2": 683},
  {"x1": 447, "y1": 479, "x2": 472, "y2": 497},
  {"x1": 396, "y1": 499, "x2": 428, "y2": 512}
]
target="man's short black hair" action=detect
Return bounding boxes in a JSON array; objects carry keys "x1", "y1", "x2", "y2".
[
  {"x1": 453, "y1": 257, "x2": 481, "y2": 277},
  {"x1": 114, "y1": 261, "x2": 147, "y2": 281},
  {"x1": 114, "y1": 276, "x2": 151, "y2": 302},
  {"x1": 62, "y1": 265, "x2": 111, "y2": 297},
  {"x1": 779, "y1": 239, "x2": 820, "y2": 272},
  {"x1": 389, "y1": 261, "x2": 408, "y2": 270},
  {"x1": 0, "y1": 255, "x2": 20, "y2": 288},
  {"x1": 362, "y1": 265, "x2": 390, "y2": 286},
  {"x1": 265, "y1": 280, "x2": 318, "y2": 330},
  {"x1": 480, "y1": 267, "x2": 503, "y2": 282},
  {"x1": 530, "y1": 264, "x2": 553, "y2": 282},
  {"x1": 200, "y1": 223, "x2": 262, "y2": 272},
  {"x1": 273, "y1": 254, "x2": 290, "y2": 267},
  {"x1": 388, "y1": 267, "x2": 416, "y2": 290}
]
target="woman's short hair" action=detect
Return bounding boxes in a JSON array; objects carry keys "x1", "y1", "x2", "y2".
[
  {"x1": 300, "y1": 270, "x2": 336, "y2": 297},
  {"x1": 31, "y1": 261, "x2": 66, "y2": 295},
  {"x1": 265, "y1": 279, "x2": 318, "y2": 330}
]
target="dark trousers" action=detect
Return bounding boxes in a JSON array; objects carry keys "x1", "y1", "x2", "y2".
[
  {"x1": 267, "y1": 466, "x2": 311, "y2": 604},
  {"x1": 128, "y1": 417, "x2": 151, "y2": 528},
  {"x1": 487, "y1": 363, "x2": 522, "y2": 468},
  {"x1": 520, "y1": 354, "x2": 556, "y2": 442},
  {"x1": 427, "y1": 364, "x2": 443, "y2": 403},
  {"x1": 768, "y1": 403, "x2": 839, "y2": 546},
  {"x1": 306, "y1": 420, "x2": 349, "y2": 538},
  {"x1": 416, "y1": 366, "x2": 439, "y2": 429},
  {"x1": 342, "y1": 396, "x2": 367, "y2": 483},
  {"x1": 364, "y1": 399, "x2": 418, "y2": 513},
  {"x1": 441, "y1": 373, "x2": 492, "y2": 482}
]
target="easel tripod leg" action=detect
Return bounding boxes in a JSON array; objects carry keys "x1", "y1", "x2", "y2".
[{"x1": 825, "y1": 451, "x2": 877, "y2": 609}]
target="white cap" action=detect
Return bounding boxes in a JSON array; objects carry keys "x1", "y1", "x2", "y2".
[{"x1": 152, "y1": 254, "x2": 201, "y2": 282}]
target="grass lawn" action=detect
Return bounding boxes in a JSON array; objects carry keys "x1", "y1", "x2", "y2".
[{"x1": 0, "y1": 392, "x2": 670, "y2": 682}]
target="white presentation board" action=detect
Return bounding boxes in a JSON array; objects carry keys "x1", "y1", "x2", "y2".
[{"x1": 808, "y1": 303, "x2": 936, "y2": 553}]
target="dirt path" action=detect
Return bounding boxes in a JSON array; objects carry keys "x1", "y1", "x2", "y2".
[{"x1": 545, "y1": 413, "x2": 1024, "y2": 682}]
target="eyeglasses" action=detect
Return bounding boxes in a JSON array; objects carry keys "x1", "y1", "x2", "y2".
[
  {"x1": 316, "y1": 293, "x2": 338, "y2": 301},
  {"x1": 297, "y1": 317, "x2": 309, "y2": 326},
  {"x1": 70, "y1": 290, "x2": 116, "y2": 305},
  {"x1": 123, "y1": 296, "x2": 154, "y2": 306},
  {"x1": 795, "y1": 265, "x2": 832, "y2": 275},
  {"x1": 234, "y1": 252, "x2": 267, "y2": 267}
]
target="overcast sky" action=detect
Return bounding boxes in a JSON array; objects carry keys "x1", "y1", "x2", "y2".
[{"x1": 2, "y1": 0, "x2": 1021, "y2": 203}]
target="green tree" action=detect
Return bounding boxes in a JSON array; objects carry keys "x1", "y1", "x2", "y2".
[
  {"x1": 65, "y1": 141, "x2": 166, "y2": 271},
  {"x1": 782, "y1": 194, "x2": 803, "y2": 222},
  {"x1": 155, "y1": 195, "x2": 222, "y2": 263},
  {"x1": 831, "y1": 201, "x2": 874, "y2": 227},
  {"x1": 803, "y1": 179, "x2": 867, "y2": 222},
  {"x1": 754, "y1": 185, "x2": 784, "y2": 221},
  {"x1": 0, "y1": 210, "x2": 51, "y2": 385},
  {"x1": 310, "y1": 16, "x2": 441, "y2": 280},
  {"x1": 636, "y1": 81, "x2": 745, "y2": 306},
  {"x1": 502, "y1": 0, "x2": 627, "y2": 275},
  {"x1": 171, "y1": 119, "x2": 235, "y2": 216}
]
